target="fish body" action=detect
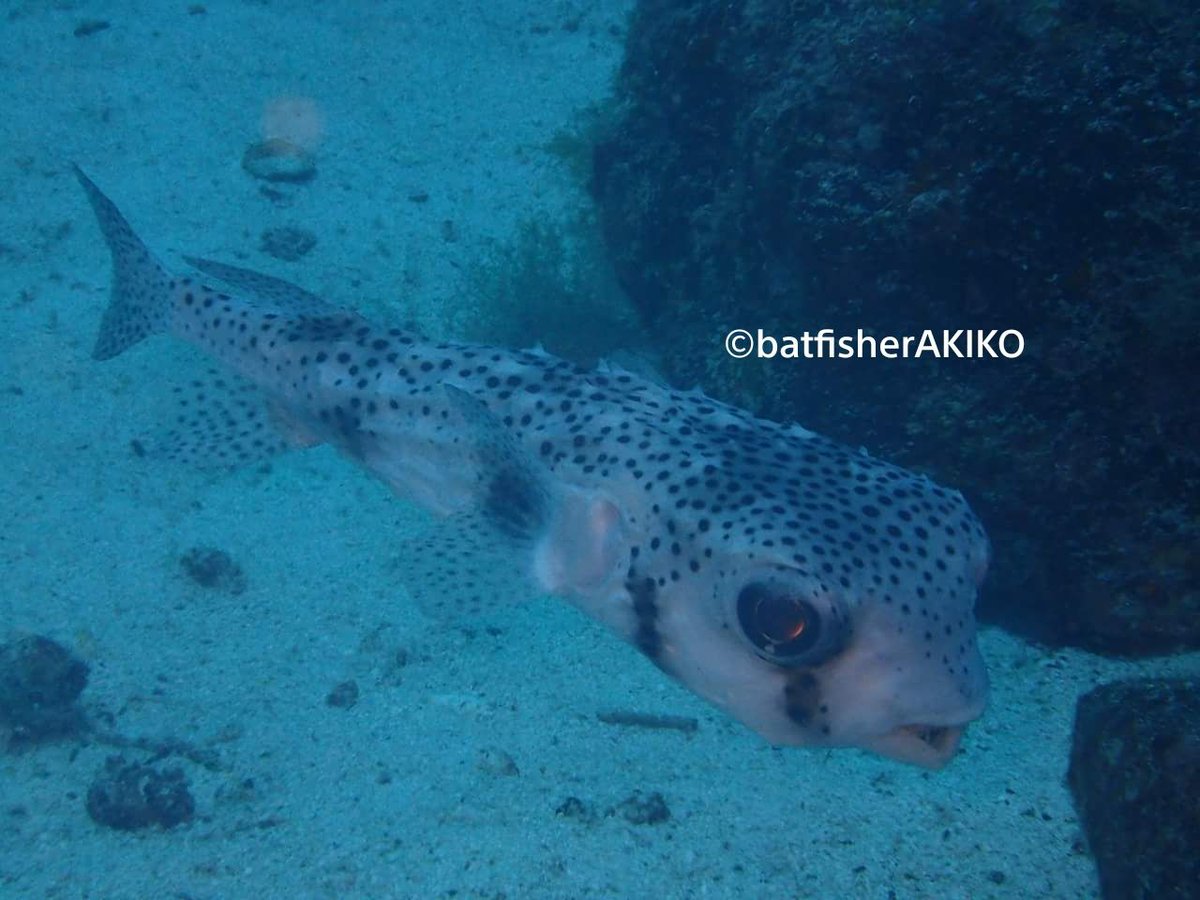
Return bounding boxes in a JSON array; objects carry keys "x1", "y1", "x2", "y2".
[{"x1": 77, "y1": 168, "x2": 989, "y2": 767}]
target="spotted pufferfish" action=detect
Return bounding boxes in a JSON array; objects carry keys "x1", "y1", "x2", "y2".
[{"x1": 76, "y1": 166, "x2": 989, "y2": 768}]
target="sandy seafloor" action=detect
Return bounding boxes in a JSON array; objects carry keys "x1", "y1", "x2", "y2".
[{"x1": 1, "y1": 2, "x2": 1197, "y2": 898}]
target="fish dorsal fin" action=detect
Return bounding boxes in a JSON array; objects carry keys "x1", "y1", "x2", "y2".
[{"x1": 182, "y1": 256, "x2": 346, "y2": 318}]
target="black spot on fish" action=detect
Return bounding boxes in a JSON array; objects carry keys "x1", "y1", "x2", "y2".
[
  {"x1": 483, "y1": 466, "x2": 546, "y2": 540},
  {"x1": 784, "y1": 671, "x2": 821, "y2": 727},
  {"x1": 628, "y1": 574, "x2": 663, "y2": 665}
]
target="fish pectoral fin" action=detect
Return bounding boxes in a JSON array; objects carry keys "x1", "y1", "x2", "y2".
[
  {"x1": 398, "y1": 511, "x2": 550, "y2": 624},
  {"x1": 534, "y1": 490, "x2": 628, "y2": 597},
  {"x1": 398, "y1": 385, "x2": 629, "y2": 603},
  {"x1": 396, "y1": 493, "x2": 626, "y2": 624}
]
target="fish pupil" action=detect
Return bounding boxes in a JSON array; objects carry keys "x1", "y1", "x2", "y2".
[{"x1": 737, "y1": 583, "x2": 822, "y2": 660}]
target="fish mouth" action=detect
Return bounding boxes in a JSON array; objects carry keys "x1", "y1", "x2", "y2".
[{"x1": 862, "y1": 722, "x2": 967, "y2": 768}]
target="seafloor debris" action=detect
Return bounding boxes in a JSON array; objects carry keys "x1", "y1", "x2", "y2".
[
  {"x1": 555, "y1": 796, "x2": 598, "y2": 825},
  {"x1": 0, "y1": 634, "x2": 89, "y2": 748},
  {"x1": 614, "y1": 790, "x2": 671, "y2": 825},
  {"x1": 325, "y1": 680, "x2": 359, "y2": 709},
  {"x1": 73, "y1": 19, "x2": 110, "y2": 37},
  {"x1": 0, "y1": 633, "x2": 225, "y2": 770},
  {"x1": 555, "y1": 792, "x2": 671, "y2": 827},
  {"x1": 475, "y1": 747, "x2": 519, "y2": 777},
  {"x1": 357, "y1": 624, "x2": 409, "y2": 688},
  {"x1": 241, "y1": 139, "x2": 316, "y2": 183},
  {"x1": 180, "y1": 546, "x2": 247, "y2": 595},
  {"x1": 260, "y1": 226, "x2": 316, "y2": 261},
  {"x1": 372, "y1": 645, "x2": 408, "y2": 688},
  {"x1": 86, "y1": 755, "x2": 195, "y2": 831},
  {"x1": 595, "y1": 709, "x2": 698, "y2": 736}
]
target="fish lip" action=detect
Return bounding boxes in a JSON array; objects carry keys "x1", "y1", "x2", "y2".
[{"x1": 863, "y1": 722, "x2": 968, "y2": 769}]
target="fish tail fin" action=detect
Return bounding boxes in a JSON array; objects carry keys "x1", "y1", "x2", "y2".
[{"x1": 74, "y1": 165, "x2": 173, "y2": 360}]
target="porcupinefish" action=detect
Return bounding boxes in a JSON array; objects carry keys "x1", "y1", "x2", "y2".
[{"x1": 76, "y1": 167, "x2": 989, "y2": 768}]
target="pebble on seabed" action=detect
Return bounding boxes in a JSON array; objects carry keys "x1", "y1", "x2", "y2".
[{"x1": 242, "y1": 139, "x2": 316, "y2": 183}]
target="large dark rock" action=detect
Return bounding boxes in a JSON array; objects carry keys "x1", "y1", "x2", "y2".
[
  {"x1": 591, "y1": 0, "x2": 1200, "y2": 654},
  {"x1": 1068, "y1": 679, "x2": 1200, "y2": 900},
  {"x1": 0, "y1": 635, "x2": 89, "y2": 747}
]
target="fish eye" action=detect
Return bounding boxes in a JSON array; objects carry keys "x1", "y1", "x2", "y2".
[{"x1": 736, "y1": 581, "x2": 845, "y2": 666}]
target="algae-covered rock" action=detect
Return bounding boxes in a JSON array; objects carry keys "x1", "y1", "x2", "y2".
[{"x1": 592, "y1": 0, "x2": 1200, "y2": 654}]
